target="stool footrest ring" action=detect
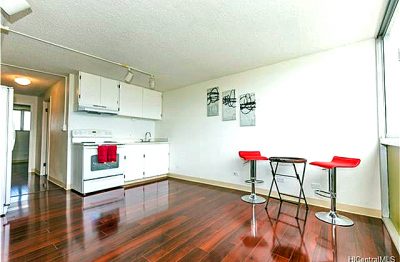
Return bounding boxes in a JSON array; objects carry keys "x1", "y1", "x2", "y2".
[
  {"x1": 245, "y1": 179, "x2": 264, "y2": 184},
  {"x1": 314, "y1": 189, "x2": 332, "y2": 198}
]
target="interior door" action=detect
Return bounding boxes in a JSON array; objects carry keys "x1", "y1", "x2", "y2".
[
  {"x1": 78, "y1": 72, "x2": 101, "y2": 108},
  {"x1": 100, "y1": 77, "x2": 120, "y2": 111},
  {"x1": 40, "y1": 102, "x2": 49, "y2": 176}
]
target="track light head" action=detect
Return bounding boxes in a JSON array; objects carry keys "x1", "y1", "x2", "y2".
[
  {"x1": 124, "y1": 68, "x2": 134, "y2": 83},
  {"x1": 0, "y1": 0, "x2": 31, "y2": 16}
]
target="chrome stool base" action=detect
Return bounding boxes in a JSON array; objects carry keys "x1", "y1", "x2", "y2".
[
  {"x1": 241, "y1": 194, "x2": 266, "y2": 204},
  {"x1": 315, "y1": 211, "x2": 354, "y2": 227}
]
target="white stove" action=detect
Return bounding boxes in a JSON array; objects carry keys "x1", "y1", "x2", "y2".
[{"x1": 72, "y1": 129, "x2": 125, "y2": 195}]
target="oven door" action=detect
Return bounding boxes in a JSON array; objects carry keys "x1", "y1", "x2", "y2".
[{"x1": 82, "y1": 145, "x2": 124, "y2": 181}]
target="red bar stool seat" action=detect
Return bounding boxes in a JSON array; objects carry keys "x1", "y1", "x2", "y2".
[
  {"x1": 239, "y1": 151, "x2": 268, "y2": 204},
  {"x1": 310, "y1": 156, "x2": 361, "y2": 227}
]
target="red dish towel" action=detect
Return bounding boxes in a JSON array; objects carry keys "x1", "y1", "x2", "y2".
[
  {"x1": 107, "y1": 145, "x2": 117, "y2": 162},
  {"x1": 97, "y1": 145, "x2": 108, "y2": 163}
]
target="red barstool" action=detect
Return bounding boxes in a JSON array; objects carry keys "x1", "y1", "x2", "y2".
[
  {"x1": 239, "y1": 151, "x2": 268, "y2": 204},
  {"x1": 310, "y1": 156, "x2": 361, "y2": 226}
]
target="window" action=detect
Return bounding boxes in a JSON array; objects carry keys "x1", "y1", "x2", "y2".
[
  {"x1": 383, "y1": 6, "x2": 400, "y2": 138},
  {"x1": 23, "y1": 111, "x2": 31, "y2": 131},
  {"x1": 13, "y1": 110, "x2": 21, "y2": 130},
  {"x1": 13, "y1": 106, "x2": 31, "y2": 131}
]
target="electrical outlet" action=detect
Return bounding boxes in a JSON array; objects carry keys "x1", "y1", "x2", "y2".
[
  {"x1": 276, "y1": 177, "x2": 284, "y2": 183},
  {"x1": 311, "y1": 183, "x2": 321, "y2": 190},
  {"x1": 233, "y1": 171, "x2": 239, "y2": 176}
]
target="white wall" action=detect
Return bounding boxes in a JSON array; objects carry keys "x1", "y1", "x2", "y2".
[
  {"x1": 156, "y1": 39, "x2": 381, "y2": 211},
  {"x1": 13, "y1": 94, "x2": 40, "y2": 173}
]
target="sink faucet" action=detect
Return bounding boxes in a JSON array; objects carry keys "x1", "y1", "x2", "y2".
[{"x1": 144, "y1": 132, "x2": 151, "y2": 142}]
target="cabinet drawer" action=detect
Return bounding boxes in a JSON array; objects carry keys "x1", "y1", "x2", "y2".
[{"x1": 83, "y1": 175, "x2": 124, "y2": 194}]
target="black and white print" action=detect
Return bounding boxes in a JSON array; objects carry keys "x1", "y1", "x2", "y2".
[
  {"x1": 207, "y1": 87, "x2": 219, "y2": 117},
  {"x1": 222, "y1": 89, "x2": 236, "y2": 121},
  {"x1": 240, "y1": 93, "x2": 256, "y2": 126}
]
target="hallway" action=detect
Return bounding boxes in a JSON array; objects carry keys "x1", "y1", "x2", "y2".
[{"x1": 11, "y1": 163, "x2": 59, "y2": 197}]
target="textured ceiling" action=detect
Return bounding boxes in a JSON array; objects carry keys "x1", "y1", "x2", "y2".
[
  {"x1": 1, "y1": 65, "x2": 63, "y2": 96},
  {"x1": 1, "y1": 0, "x2": 387, "y2": 91}
]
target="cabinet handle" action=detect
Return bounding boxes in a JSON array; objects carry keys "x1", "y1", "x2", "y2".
[{"x1": 93, "y1": 104, "x2": 107, "y2": 108}]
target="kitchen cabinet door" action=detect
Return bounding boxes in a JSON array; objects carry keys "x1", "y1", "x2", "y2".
[
  {"x1": 78, "y1": 72, "x2": 101, "y2": 108},
  {"x1": 142, "y1": 89, "x2": 162, "y2": 120},
  {"x1": 119, "y1": 82, "x2": 143, "y2": 118},
  {"x1": 144, "y1": 144, "x2": 169, "y2": 178},
  {"x1": 100, "y1": 77, "x2": 120, "y2": 111},
  {"x1": 123, "y1": 146, "x2": 145, "y2": 181}
]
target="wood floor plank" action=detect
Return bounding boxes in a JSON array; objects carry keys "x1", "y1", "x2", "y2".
[{"x1": 179, "y1": 248, "x2": 209, "y2": 262}]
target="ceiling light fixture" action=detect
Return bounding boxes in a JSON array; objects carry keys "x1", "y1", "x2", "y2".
[
  {"x1": 0, "y1": 0, "x2": 31, "y2": 16},
  {"x1": 14, "y1": 77, "x2": 31, "y2": 86},
  {"x1": 149, "y1": 75, "x2": 156, "y2": 89},
  {"x1": 124, "y1": 68, "x2": 134, "y2": 83}
]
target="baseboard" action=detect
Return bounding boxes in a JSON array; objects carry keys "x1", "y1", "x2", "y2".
[
  {"x1": 168, "y1": 173, "x2": 381, "y2": 218},
  {"x1": 125, "y1": 175, "x2": 168, "y2": 188},
  {"x1": 33, "y1": 169, "x2": 41, "y2": 175},
  {"x1": 383, "y1": 218, "x2": 400, "y2": 253},
  {"x1": 48, "y1": 176, "x2": 66, "y2": 189}
]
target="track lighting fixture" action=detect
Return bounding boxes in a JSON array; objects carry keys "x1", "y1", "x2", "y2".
[{"x1": 1, "y1": 25, "x2": 156, "y2": 88}]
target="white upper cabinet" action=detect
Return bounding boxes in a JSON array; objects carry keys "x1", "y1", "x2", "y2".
[
  {"x1": 119, "y1": 82, "x2": 143, "y2": 118},
  {"x1": 100, "y1": 77, "x2": 120, "y2": 111},
  {"x1": 78, "y1": 72, "x2": 101, "y2": 108},
  {"x1": 142, "y1": 88, "x2": 162, "y2": 120},
  {"x1": 77, "y1": 71, "x2": 161, "y2": 118},
  {"x1": 118, "y1": 82, "x2": 162, "y2": 120},
  {"x1": 77, "y1": 72, "x2": 119, "y2": 113}
]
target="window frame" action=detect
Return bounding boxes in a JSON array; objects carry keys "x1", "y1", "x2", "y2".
[{"x1": 376, "y1": 0, "x2": 400, "y2": 219}]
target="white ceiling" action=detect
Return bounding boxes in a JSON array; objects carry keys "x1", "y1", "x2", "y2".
[
  {"x1": 1, "y1": 64, "x2": 63, "y2": 96},
  {"x1": 1, "y1": 0, "x2": 387, "y2": 91}
]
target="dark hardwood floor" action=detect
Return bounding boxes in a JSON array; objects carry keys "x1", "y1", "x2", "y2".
[
  {"x1": 1, "y1": 179, "x2": 398, "y2": 261},
  {"x1": 11, "y1": 163, "x2": 59, "y2": 198}
]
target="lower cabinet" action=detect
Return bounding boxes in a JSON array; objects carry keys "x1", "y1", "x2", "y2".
[{"x1": 122, "y1": 144, "x2": 169, "y2": 182}]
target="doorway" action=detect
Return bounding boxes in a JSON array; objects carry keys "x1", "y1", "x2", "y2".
[
  {"x1": 10, "y1": 102, "x2": 57, "y2": 197},
  {"x1": 11, "y1": 104, "x2": 32, "y2": 196}
]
